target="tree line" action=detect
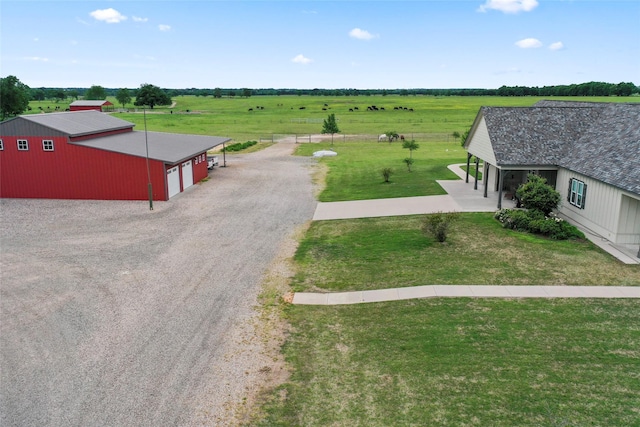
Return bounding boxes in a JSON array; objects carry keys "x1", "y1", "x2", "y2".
[{"x1": 2, "y1": 74, "x2": 638, "y2": 120}]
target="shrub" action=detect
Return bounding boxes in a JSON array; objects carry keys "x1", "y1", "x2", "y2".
[
  {"x1": 516, "y1": 174, "x2": 561, "y2": 215},
  {"x1": 381, "y1": 167, "x2": 393, "y2": 183},
  {"x1": 222, "y1": 140, "x2": 258, "y2": 152},
  {"x1": 422, "y1": 212, "x2": 458, "y2": 243},
  {"x1": 495, "y1": 209, "x2": 584, "y2": 240},
  {"x1": 403, "y1": 157, "x2": 414, "y2": 172}
]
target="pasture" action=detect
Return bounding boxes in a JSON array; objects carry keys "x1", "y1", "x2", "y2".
[{"x1": 27, "y1": 95, "x2": 636, "y2": 143}]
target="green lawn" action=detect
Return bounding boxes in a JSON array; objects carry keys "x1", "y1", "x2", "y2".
[
  {"x1": 292, "y1": 214, "x2": 640, "y2": 291},
  {"x1": 295, "y1": 141, "x2": 464, "y2": 201},
  {"x1": 259, "y1": 298, "x2": 640, "y2": 427}
]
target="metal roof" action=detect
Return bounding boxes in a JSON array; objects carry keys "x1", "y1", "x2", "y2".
[
  {"x1": 20, "y1": 110, "x2": 134, "y2": 137},
  {"x1": 473, "y1": 101, "x2": 640, "y2": 195},
  {"x1": 70, "y1": 100, "x2": 113, "y2": 106},
  {"x1": 71, "y1": 131, "x2": 230, "y2": 164}
]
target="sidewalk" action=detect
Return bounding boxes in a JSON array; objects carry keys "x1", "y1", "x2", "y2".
[{"x1": 293, "y1": 285, "x2": 640, "y2": 305}]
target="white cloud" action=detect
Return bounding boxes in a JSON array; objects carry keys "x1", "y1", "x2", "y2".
[
  {"x1": 158, "y1": 24, "x2": 171, "y2": 32},
  {"x1": 90, "y1": 8, "x2": 127, "y2": 24},
  {"x1": 349, "y1": 28, "x2": 377, "y2": 40},
  {"x1": 23, "y1": 56, "x2": 49, "y2": 62},
  {"x1": 515, "y1": 38, "x2": 543, "y2": 48},
  {"x1": 478, "y1": 0, "x2": 538, "y2": 14},
  {"x1": 549, "y1": 41, "x2": 564, "y2": 51},
  {"x1": 292, "y1": 54, "x2": 313, "y2": 64},
  {"x1": 133, "y1": 16, "x2": 148, "y2": 23}
]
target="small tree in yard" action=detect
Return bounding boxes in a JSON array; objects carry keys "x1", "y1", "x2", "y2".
[
  {"x1": 422, "y1": 212, "x2": 458, "y2": 243},
  {"x1": 381, "y1": 167, "x2": 393, "y2": 183},
  {"x1": 402, "y1": 139, "x2": 419, "y2": 158},
  {"x1": 516, "y1": 174, "x2": 560, "y2": 215},
  {"x1": 403, "y1": 157, "x2": 414, "y2": 172},
  {"x1": 322, "y1": 113, "x2": 340, "y2": 144}
]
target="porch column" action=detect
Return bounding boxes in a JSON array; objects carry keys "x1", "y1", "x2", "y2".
[
  {"x1": 465, "y1": 153, "x2": 471, "y2": 183},
  {"x1": 474, "y1": 156, "x2": 480, "y2": 190},
  {"x1": 483, "y1": 163, "x2": 489, "y2": 198},
  {"x1": 497, "y1": 168, "x2": 504, "y2": 209}
]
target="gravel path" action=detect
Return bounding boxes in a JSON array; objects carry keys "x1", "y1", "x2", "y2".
[{"x1": 0, "y1": 141, "x2": 317, "y2": 426}]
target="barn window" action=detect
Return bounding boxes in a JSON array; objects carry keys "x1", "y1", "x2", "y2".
[
  {"x1": 17, "y1": 140, "x2": 29, "y2": 151},
  {"x1": 42, "y1": 140, "x2": 54, "y2": 151},
  {"x1": 0, "y1": 140, "x2": 3, "y2": 150},
  {"x1": 568, "y1": 178, "x2": 587, "y2": 209}
]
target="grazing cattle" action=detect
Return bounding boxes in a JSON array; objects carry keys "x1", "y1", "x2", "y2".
[
  {"x1": 378, "y1": 134, "x2": 387, "y2": 142},
  {"x1": 299, "y1": 106, "x2": 306, "y2": 110},
  {"x1": 349, "y1": 108, "x2": 353, "y2": 112},
  {"x1": 322, "y1": 108, "x2": 327, "y2": 111},
  {"x1": 354, "y1": 106, "x2": 359, "y2": 110},
  {"x1": 409, "y1": 108, "x2": 414, "y2": 112},
  {"x1": 248, "y1": 108, "x2": 253, "y2": 111},
  {"x1": 400, "y1": 135, "x2": 405, "y2": 142},
  {"x1": 324, "y1": 103, "x2": 329, "y2": 107}
]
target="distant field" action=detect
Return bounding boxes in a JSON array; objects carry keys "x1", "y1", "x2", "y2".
[{"x1": 28, "y1": 95, "x2": 638, "y2": 142}]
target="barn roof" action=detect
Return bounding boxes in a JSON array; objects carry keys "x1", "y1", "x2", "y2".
[
  {"x1": 71, "y1": 131, "x2": 230, "y2": 164},
  {"x1": 70, "y1": 100, "x2": 113, "y2": 107},
  {"x1": 18, "y1": 110, "x2": 133, "y2": 137},
  {"x1": 468, "y1": 101, "x2": 640, "y2": 195}
]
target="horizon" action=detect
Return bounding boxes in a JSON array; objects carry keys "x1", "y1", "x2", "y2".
[{"x1": 2, "y1": 1, "x2": 639, "y2": 89}]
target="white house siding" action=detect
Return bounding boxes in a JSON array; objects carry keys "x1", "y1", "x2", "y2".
[
  {"x1": 618, "y1": 195, "x2": 640, "y2": 244},
  {"x1": 466, "y1": 117, "x2": 497, "y2": 166},
  {"x1": 556, "y1": 168, "x2": 640, "y2": 244}
]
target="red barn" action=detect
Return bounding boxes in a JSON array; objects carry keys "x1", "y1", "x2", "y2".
[
  {"x1": 69, "y1": 100, "x2": 115, "y2": 112},
  {"x1": 0, "y1": 110, "x2": 229, "y2": 201}
]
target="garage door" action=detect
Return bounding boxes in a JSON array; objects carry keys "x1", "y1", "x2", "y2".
[
  {"x1": 182, "y1": 160, "x2": 193, "y2": 190},
  {"x1": 167, "y1": 166, "x2": 180, "y2": 198}
]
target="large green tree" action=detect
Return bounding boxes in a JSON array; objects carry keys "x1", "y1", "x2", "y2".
[
  {"x1": 134, "y1": 84, "x2": 172, "y2": 109},
  {"x1": 116, "y1": 88, "x2": 132, "y2": 109},
  {"x1": 321, "y1": 113, "x2": 340, "y2": 144},
  {"x1": 0, "y1": 75, "x2": 30, "y2": 120},
  {"x1": 84, "y1": 85, "x2": 107, "y2": 100}
]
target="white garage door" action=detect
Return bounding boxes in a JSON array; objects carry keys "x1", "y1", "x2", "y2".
[
  {"x1": 182, "y1": 160, "x2": 193, "y2": 190},
  {"x1": 167, "y1": 166, "x2": 180, "y2": 198}
]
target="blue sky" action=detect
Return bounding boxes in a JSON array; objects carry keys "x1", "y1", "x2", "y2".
[{"x1": 2, "y1": 0, "x2": 638, "y2": 89}]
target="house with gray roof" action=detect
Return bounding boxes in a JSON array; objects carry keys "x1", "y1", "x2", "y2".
[
  {"x1": 0, "y1": 110, "x2": 229, "y2": 201},
  {"x1": 464, "y1": 101, "x2": 640, "y2": 246}
]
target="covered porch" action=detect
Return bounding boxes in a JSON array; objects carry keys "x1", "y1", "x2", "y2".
[{"x1": 463, "y1": 153, "x2": 558, "y2": 210}]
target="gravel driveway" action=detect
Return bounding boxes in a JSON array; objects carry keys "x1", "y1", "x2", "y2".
[{"x1": 0, "y1": 141, "x2": 317, "y2": 426}]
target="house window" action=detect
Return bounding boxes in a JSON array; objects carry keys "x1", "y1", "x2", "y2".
[
  {"x1": 568, "y1": 178, "x2": 587, "y2": 209},
  {"x1": 42, "y1": 140, "x2": 54, "y2": 151},
  {"x1": 17, "y1": 140, "x2": 29, "y2": 151}
]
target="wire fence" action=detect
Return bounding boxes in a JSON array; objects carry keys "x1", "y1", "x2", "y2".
[{"x1": 255, "y1": 133, "x2": 461, "y2": 144}]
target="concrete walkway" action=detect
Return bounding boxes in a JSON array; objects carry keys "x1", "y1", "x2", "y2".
[
  {"x1": 293, "y1": 285, "x2": 640, "y2": 305},
  {"x1": 297, "y1": 164, "x2": 640, "y2": 305}
]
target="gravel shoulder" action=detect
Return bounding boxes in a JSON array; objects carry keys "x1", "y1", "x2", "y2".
[{"x1": 0, "y1": 141, "x2": 317, "y2": 426}]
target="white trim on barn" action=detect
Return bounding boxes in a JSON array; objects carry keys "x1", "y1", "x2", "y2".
[
  {"x1": 167, "y1": 166, "x2": 180, "y2": 198},
  {"x1": 181, "y1": 160, "x2": 193, "y2": 190}
]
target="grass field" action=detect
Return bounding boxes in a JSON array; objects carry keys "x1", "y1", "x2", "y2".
[
  {"x1": 28, "y1": 95, "x2": 638, "y2": 142},
  {"x1": 292, "y1": 214, "x2": 640, "y2": 291},
  {"x1": 295, "y1": 141, "x2": 463, "y2": 201},
  {"x1": 258, "y1": 298, "x2": 640, "y2": 427}
]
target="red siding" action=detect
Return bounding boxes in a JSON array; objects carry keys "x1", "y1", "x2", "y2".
[
  {"x1": 69, "y1": 106, "x2": 103, "y2": 112},
  {"x1": 193, "y1": 153, "x2": 209, "y2": 183},
  {"x1": 0, "y1": 135, "x2": 169, "y2": 201}
]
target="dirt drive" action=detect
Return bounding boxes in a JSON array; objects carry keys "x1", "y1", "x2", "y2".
[{"x1": 0, "y1": 141, "x2": 316, "y2": 426}]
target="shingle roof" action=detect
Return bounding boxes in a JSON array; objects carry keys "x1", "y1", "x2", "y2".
[
  {"x1": 477, "y1": 101, "x2": 640, "y2": 195},
  {"x1": 20, "y1": 110, "x2": 133, "y2": 137},
  {"x1": 71, "y1": 131, "x2": 230, "y2": 164}
]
